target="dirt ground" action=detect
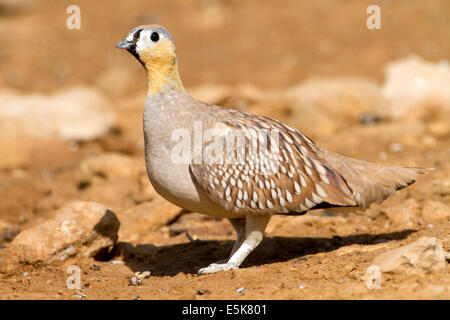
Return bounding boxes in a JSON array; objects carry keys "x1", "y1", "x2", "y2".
[{"x1": 0, "y1": 0, "x2": 449, "y2": 299}]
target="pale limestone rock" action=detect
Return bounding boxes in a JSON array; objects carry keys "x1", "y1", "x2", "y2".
[
  {"x1": 373, "y1": 237, "x2": 447, "y2": 274},
  {"x1": 0, "y1": 87, "x2": 115, "y2": 141},
  {"x1": 380, "y1": 56, "x2": 450, "y2": 120},
  {"x1": 119, "y1": 198, "x2": 183, "y2": 241},
  {"x1": 3, "y1": 201, "x2": 119, "y2": 267},
  {"x1": 80, "y1": 153, "x2": 145, "y2": 180}
]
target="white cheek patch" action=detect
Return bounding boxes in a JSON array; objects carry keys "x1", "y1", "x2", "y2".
[
  {"x1": 126, "y1": 33, "x2": 134, "y2": 42},
  {"x1": 135, "y1": 41, "x2": 145, "y2": 56}
]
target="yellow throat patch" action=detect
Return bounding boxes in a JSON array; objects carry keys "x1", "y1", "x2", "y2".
[{"x1": 139, "y1": 38, "x2": 185, "y2": 96}]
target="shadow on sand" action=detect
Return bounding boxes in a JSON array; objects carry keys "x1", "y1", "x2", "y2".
[{"x1": 114, "y1": 229, "x2": 416, "y2": 277}]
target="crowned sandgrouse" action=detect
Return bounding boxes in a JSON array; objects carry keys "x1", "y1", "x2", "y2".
[{"x1": 117, "y1": 25, "x2": 427, "y2": 274}]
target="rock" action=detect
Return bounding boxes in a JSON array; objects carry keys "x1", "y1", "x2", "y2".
[
  {"x1": 379, "y1": 56, "x2": 450, "y2": 121},
  {"x1": 0, "y1": 87, "x2": 115, "y2": 141},
  {"x1": 422, "y1": 200, "x2": 450, "y2": 220},
  {"x1": 79, "y1": 178, "x2": 140, "y2": 210},
  {"x1": 0, "y1": 220, "x2": 20, "y2": 244},
  {"x1": 236, "y1": 287, "x2": 247, "y2": 294},
  {"x1": 80, "y1": 153, "x2": 145, "y2": 180},
  {"x1": 373, "y1": 237, "x2": 447, "y2": 274},
  {"x1": 1, "y1": 201, "x2": 120, "y2": 269},
  {"x1": 381, "y1": 198, "x2": 420, "y2": 225},
  {"x1": 119, "y1": 198, "x2": 183, "y2": 241},
  {"x1": 128, "y1": 277, "x2": 143, "y2": 286}
]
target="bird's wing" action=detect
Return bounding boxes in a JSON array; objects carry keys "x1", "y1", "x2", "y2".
[{"x1": 190, "y1": 111, "x2": 357, "y2": 215}]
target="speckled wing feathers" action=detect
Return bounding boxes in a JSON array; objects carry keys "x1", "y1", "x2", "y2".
[{"x1": 190, "y1": 111, "x2": 357, "y2": 215}]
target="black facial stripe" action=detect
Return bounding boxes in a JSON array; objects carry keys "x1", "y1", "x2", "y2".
[
  {"x1": 133, "y1": 28, "x2": 143, "y2": 42},
  {"x1": 128, "y1": 28, "x2": 144, "y2": 66}
]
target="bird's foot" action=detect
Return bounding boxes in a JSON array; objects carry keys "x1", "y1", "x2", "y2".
[{"x1": 197, "y1": 262, "x2": 239, "y2": 275}]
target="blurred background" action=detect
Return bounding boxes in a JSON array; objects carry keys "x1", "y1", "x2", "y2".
[{"x1": 0, "y1": 0, "x2": 448, "y2": 299}]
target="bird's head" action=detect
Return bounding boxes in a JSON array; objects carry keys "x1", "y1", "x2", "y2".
[{"x1": 117, "y1": 25, "x2": 185, "y2": 96}]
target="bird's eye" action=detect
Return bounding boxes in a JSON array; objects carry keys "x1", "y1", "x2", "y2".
[{"x1": 150, "y1": 32, "x2": 159, "y2": 42}]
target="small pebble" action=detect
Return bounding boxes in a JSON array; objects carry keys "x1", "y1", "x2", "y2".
[
  {"x1": 128, "y1": 277, "x2": 143, "y2": 286},
  {"x1": 298, "y1": 285, "x2": 305, "y2": 289},
  {"x1": 91, "y1": 264, "x2": 101, "y2": 271},
  {"x1": 294, "y1": 257, "x2": 308, "y2": 264},
  {"x1": 196, "y1": 289, "x2": 211, "y2": 295},
  {"x1": 110, "y1": 260, "x2": 123, "y2": 265},
  {"x1": 236, "y1": 287, "x2": 247, "y2": 294},
  {"x1": 23, "y1": 272, "x2": 29, "y2": 276},
  {"x1": 427, "y1": 224, "x2": 434, "y2": 228}
]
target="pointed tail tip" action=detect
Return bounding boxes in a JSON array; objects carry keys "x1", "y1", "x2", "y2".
[{"x1": 391, "y1": 166, "x2": 432, "y2": 190}]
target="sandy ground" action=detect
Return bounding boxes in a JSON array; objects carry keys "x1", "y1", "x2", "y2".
[{"x1": 0, "y1": 0, "x2": 449, "y2": 299}]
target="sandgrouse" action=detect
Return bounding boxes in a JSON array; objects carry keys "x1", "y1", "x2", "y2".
[{"x1": 117, "y1": 25, "x2": 427, "y2": 275}]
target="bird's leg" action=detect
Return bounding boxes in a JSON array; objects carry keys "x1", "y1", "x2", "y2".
[
  {"x1": 197, "y1": 215, "x2": 271, "y2": 275},
  {"x1": 211, "y1": 218, "x2": 246, "y2": 265},
  {"x1": 228, "y1": 218, "x2": 246, "y2": 258}
]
